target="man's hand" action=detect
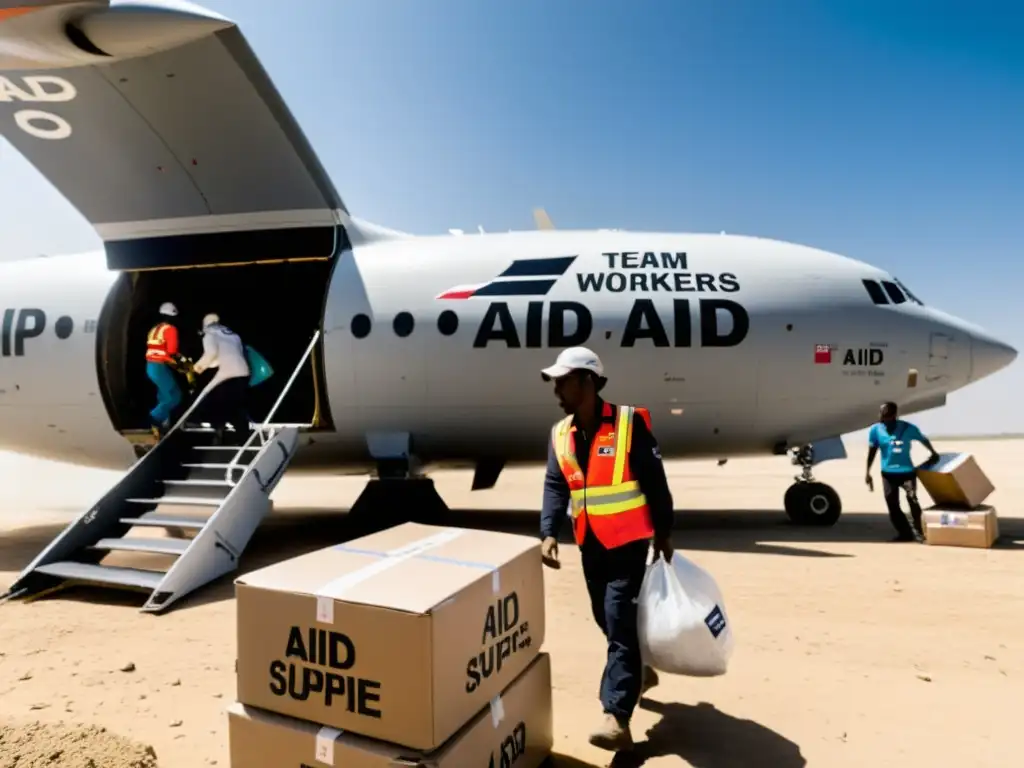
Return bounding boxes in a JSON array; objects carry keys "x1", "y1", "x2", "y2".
[
  {"x1": 927, "y1": 452, "x2": 941, "y2": 467},
  {"x1": 653, "y1": 535, "x2": 673, "y2": 562},
  {"x1": 541, "y1": 536, "x2": 561, "y2": 569},
  {"x1": 865, "y1": 473, "x2": 874, "y2": 492}
]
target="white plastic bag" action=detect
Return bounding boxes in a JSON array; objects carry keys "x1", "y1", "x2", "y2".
[{"x1": 637, "y1": 553, "x2": 735, "y2": 677}]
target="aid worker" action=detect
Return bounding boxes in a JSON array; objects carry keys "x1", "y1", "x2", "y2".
[
  {"x1": 866, "y1": 401, "x2": 941, "y2": 542},
  {"x1": 538, "y1": 346, "x2": 675, "y2": 753},
  {"x1": 192, "y1": 313, "x2": 251, "y2": 445},
  {"x1": 145, "y1": 302, "x2": 184, "y2": 435}
]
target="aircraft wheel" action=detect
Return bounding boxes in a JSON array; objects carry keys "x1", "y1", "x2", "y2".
[{"x1": 784, "y1": 481, "x2": 842, "y2": 527}]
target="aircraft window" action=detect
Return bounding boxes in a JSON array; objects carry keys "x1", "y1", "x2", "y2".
[
  {"x1": 894, "y1": 277, "x2": 924, "y2": 305},
  {"x1": 861, "y1": 279, "x2": 889, "y2": 305},
  {"x1": 54, "y1": 315, "x2": 74, "y2": 339},
  {"x1": 393, "y1": 312, "x2": 414, "y2": 337},
  {"x1": 880, "y1": 280, "x2": 907, "y2": 304},
  {"x1": 437, "y1": 310, "x2": 459, "y2": 336},
  {"x1": 351, "y1": 313, "x2": 371, "y2": 339}
]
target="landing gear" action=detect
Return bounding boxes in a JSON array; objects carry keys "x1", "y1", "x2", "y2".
[
  {"x1": 785, "y1": 445, "x2": 842, "y2": 526},
  {"x1": 347, "y1": 457, "x2": 450, "y2": 537}
]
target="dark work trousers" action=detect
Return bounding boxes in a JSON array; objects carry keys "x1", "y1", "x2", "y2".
[
  {"x1": 882, "y1": 471, "x2": 923, "y2": 537},
  {"x1": 580, "y1": 531, "x2": 649, "y2": 724},
  {"x1": 201, "y1": 376, "x2": 250, "y2": 445}
]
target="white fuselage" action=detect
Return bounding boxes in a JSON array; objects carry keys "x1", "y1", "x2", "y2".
[{"x1": 0, "y1": 227, "x2": 1014, "y2": 473}]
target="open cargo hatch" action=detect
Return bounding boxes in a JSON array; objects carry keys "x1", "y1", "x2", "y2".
[{"x1": 0, "y1": 2, "x2": 346, "y2": 272}]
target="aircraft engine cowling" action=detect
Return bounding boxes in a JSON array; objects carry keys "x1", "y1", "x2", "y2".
[{"x1": 0, "y1": 1, "x2": 233, "y2": 70}]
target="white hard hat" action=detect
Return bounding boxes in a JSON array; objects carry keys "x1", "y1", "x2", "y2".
[
  {"x1": 202, "y1": 313, "x2": 220, "y2": 329},
  {"x1": 159, "y1": 302, "x2": 178, "y2": 317},
  {"x1": 540, "y1": 346, "x2": 605, "y2": 381}
]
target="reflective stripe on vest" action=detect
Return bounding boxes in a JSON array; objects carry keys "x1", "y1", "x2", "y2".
[
  {"x1": 551, "y1": 402, "x2": 654, "y2": 548},
  {"x1": 146, "y1": 323, "x2": 172, "y2": 363}
]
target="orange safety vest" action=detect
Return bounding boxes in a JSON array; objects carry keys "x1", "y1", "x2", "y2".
[
  {"x1": 551, "y1": 401, "x2": 656, "y2": 549},
  {"x1": 145, "y1": 322, "x2": 178, "y2": 364}
]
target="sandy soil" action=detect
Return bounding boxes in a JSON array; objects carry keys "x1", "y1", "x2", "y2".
[{"x1": 1, "y1": 439, "x2": 1021, "y2": 767}]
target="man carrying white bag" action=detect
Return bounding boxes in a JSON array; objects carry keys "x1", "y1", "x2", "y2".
[{"x1": 638, "y1": 552, "x2": 736, "y2": 677}]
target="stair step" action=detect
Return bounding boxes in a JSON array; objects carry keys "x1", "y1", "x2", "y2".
[
  {"x1": 124, "y1": 496, "x2": 223, "y2": 508},
  {"x1": 192, "y1": 445, "x2": 261, "y2": 451},
  {"x1": 162, "y1": 478, "x2": 232, "y2": 488},
  {"x1": 119, "y1": 514, "x2": 208, "y2": 530},
  {"x1": 181, "y1": 463, "x2": 234, "y2": 470},
  {"x1": 93, "y1": 537, "x2": 190, "y2": 556},
  {"x1": 35, "y1": 561, "x2": 165, "y2": 591},
  {"x1": 158, "y1": 479, "x2": 234, "y2": 502}
]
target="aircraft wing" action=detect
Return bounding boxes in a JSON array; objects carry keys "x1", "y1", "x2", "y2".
[{"x1": 0, "y1": 0, "x2": 346, "y2": 271}]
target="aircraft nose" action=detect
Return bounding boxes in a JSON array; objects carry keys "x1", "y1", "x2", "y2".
[{"x1": 971, "y1": 330, "x2": 1018, "y2": 382}]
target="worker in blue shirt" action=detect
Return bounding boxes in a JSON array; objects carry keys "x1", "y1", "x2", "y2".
[
  {"x1": 866, "y1": 401, "x2": 940, "y2": 542},
  {"x1": 539, "y1": 346, "x2": 675, "y2": 752}
]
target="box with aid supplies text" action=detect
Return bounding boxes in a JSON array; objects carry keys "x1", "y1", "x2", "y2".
[
  {"x1": 234, "y1": 523, "x2": 546, "y2": 751},
  {"x1": 227, "y1": 653, "x2": 554, "y2": 768},
  {"x1": 923, "y1": 505, "x2": 1000, "y2": 549},
  {"x1": 916, "y1": 452, "x2": 995, "y2": 508}
]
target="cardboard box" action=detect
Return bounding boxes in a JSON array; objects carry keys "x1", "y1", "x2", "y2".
[
  {"x1": 235, "y1": 523, "x2": 545, "y2": 751},
  {"x1": 923, "y1": 505, "x2": 1000, "y2": 549},
  {"x1": 917, "y1": 452, "x2": 995, "y2": 508},
  {"x1": 227, "y1": 652, "x2": 554, "y2": 768}
]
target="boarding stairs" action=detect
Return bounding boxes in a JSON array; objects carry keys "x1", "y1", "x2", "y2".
[{"x1": 0, "y1": 332, "x2": 321, "y2": 614}]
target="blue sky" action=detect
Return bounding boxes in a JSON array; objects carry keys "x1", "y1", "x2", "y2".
[{"x1": 1, "y1": 0, "x2": 1021, "y2": 436}]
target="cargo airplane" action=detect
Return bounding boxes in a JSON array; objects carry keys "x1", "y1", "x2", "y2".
[{"x1": 0, "y1": 1, "x2": 1016, "y2": 610}]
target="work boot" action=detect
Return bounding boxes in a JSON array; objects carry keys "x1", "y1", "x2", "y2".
[
  {"x1": 588, "y1": 713, "x2": 633, "y2": 752},
  {"x1": 641, "y1": 665, "x2": 659, "y2": 695}
]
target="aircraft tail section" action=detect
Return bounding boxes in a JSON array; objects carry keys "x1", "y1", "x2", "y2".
[{"x1": 0, "y1": 1, "x2": 347, "y2": 271}]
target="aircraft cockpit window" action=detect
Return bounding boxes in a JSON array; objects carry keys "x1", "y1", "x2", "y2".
[
  {"x1": 880, "y1": 280, "x2": 907, "y2": 304},
  {"x1": 861, "y1": 279, "x2": 889, "y2": 305},
  {"x1": 894, "y1": 277, "x2": 924, "y2": 306}
]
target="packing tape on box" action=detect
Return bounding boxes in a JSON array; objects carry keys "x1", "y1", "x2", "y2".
[
  {"x1": 490, "y1": 694, "x2": 505, "y2": 728},
  {"x1": 314, "y1": 725, "x2": 343, "y2": 765},
  {"x1": 314, "y1": 528, "x2": 509, "y2": 624}
]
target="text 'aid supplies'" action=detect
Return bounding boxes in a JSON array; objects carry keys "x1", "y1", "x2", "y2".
[{"x1": 637, "y1": 554, "x2": 735, "y2": 677}]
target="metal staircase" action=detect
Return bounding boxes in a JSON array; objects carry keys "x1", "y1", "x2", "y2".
[{"x1": 0, "y1": 332, "x2": 320, "y2": 614}]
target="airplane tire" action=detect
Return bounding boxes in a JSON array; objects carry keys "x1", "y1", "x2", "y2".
[{"x1": 784, "y1": 482, "x2": 842, "y2": 527}]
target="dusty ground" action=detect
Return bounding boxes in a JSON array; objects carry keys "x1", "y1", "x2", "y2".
[{"x1": 1, "y1": 439, "x2": 1021, "y2": 767}]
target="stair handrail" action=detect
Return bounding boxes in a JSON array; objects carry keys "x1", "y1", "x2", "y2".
[{"x1": 224, "y1": 330, "x2": 321, "y2": 484}]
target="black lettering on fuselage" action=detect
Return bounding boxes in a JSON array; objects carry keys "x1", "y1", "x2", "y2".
[
  {"x1": 576, "y1": 271, "x2": 738, "y2": 293},
  {"x1": 601, "y1": 252, "x2": 687, "y2": 270},
  {"x1": 471, "y1": 298, "x2": 748, "y2": 348},
  {"x1": 700, "y1": 299, "x2": 750, "y2": 347},
  {"x1": 1, "y1": 308, "x2": 46, "y2": 357},
  {"x1": 844, "y1": 348, "x2": 884, "y2": 366}
]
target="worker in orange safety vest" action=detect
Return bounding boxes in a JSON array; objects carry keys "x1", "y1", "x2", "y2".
[
  {"x1": 539, "y1": 346, "x2": 675, "y2": 753},
  {"x1": 145, "y1": 302, "x2": 185, "y2": 435}
]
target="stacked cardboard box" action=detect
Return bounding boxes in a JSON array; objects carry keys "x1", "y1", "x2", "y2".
[
  {"x1": 917, "y1": 453, "x2": 1000, "y2": 548},
  {"x1": 225, "y1": 522, "x2": 554, "y2": 767}
]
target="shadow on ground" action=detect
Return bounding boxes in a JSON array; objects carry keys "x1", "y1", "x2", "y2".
[
  {"x1": 3, "y1": 506, "x2": 1023, "y2": 612},
  {"x1": 546, "y1": 700, "x2": 805, "y2": 767}
]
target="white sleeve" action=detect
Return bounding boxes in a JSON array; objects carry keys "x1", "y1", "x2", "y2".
[{"x1": 193, "y1": 332, "x2": 218, "y2": 373}]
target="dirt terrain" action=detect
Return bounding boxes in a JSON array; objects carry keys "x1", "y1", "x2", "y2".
[{"x1": 1, "y1": 438, "x2": 1021, "y2": 767}]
